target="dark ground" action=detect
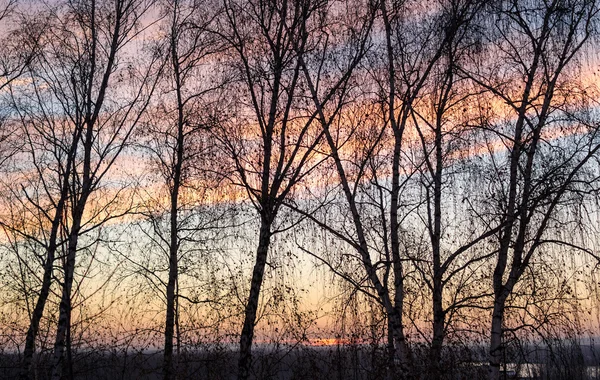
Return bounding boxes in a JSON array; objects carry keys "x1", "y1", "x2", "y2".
[{"x1": 1, "y1": 342, "x2": 599, "y2": 379}]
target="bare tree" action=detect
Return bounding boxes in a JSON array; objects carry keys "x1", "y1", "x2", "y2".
[
  {"x1": 0, "y1": 6, "x2": 47, "y2": 376},
  {"x1": 459, "y1": 0, "x2": 600, "y2": 378},
  {"x1": 135, "y1": 0, "x2": 230, "y2": 378},
  {"x1": 2, "y1": 0, "x2": 162, "y2": 378},
  {"x1": 403, "y1": 1, "x2": 504, "y2": 377},
  {"x1": 378, "y1": 1, "x2": 488, "y2": 375},
  {"x1": 293, "y1": 1, "x2": 486, "y2": 377},
  {"x1": 48, "y1": 2, "x2": 160, "y2": 377},
  {"x1": 5, "y1": 40, "x2": 83, "y2": 379},
  {"x1": 213, "y1": 0, "x2": 355, "y2": 377},
  {"x1": 0, "y1": 0, "x2": 599, "y2": 378}
]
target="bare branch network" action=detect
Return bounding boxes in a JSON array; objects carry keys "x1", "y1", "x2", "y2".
[{"x1": 0, "y1": 0, "x2": 600, "y2": 379}]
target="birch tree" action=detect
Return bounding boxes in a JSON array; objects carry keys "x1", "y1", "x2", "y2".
[
  {"x1": 3, "y1": 0, "x2": 161, "y2": 378},
  {"x1": 214, "y1": 0, "x2": 351, "y2": 377},
  {"x1": 294, "y1": 1, "x2": 484, "y2": 377},
  {"x1": 460, "y1": 0, "x2": 600, "y2": 377},
  {"x1": 136, "y1": 0, "x2": 228, "y2": 378}
]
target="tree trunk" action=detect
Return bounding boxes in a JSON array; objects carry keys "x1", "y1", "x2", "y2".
[
  {"x1": 50, "y1": 253, "x2": 75, "y2": 380},
  {"x1": 388, "y1": 310, "x2": 410, "y2": 376},
  {"x1": 21, "y1": 189, "x2": 70, "y2": 380},
  {"x1": 163, "y1": 231, "x2": 179, "y2": 380},
  {"x1": 489, "y1": 296, "x2": 506, "y2": 380},
  {"x1": 163, "y1": 14, "x2": 184, "y2": 376},
  {"x1": 51, "y1": 214, "x2": 82, "y2": 380},
  {"x1": 430, "y1": 280, "x2": 444, "y2": 380},
  {"x1": 20, "y1": 244, "x2": 57, "y2": 380},
  {"x1": 66, "y1": 318, "x2": 73, "y2": 380},
  {"x1": 238, "y1": 219, "x2": 272, "y2": 380},
  {"x1": 390, "y1": 129, "x2": 411, "y2": 375},
  {"x1": 386, "y1": 317, "x2": 395, "y2": 380},
  {"x1": 163, "y1": 148, "x2": 182, "y2": 380},
  {"x1": 429, "y1": 110, "x2": 445, "y2": 379}
]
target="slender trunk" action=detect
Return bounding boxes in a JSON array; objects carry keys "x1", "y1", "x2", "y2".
[
  {"x1": 51, "y1": 164, "x2": 93, "y2": 380},
  {"x1": 238, "y1": 219, "x2": 272, "y2": 380},
  {"x1": 381, "y1": 1, "x2": 415, "y2": 372},
  {"x1": 489, "y1": 294, "x2": 506, "y2": 380},
  {"x1": 163, "y1": 153, "x2": 183, "y2": 380},
  {"x1": 163, "y1": 191, "x2": 180, "y2": 380},
  {"x1": 429, "y1": 100, "x2": 445, "y2": 379},
  {"x1": 20, "y1": 243, "x2": 58, "y2": 380},
  {"x1": 21, "y1": 124, "x2": 79, "y2": 380},
  {"x1": 299, "y1": 38, "x2": 412, "y2": 376},
  {"x1": 163, "y1": 236, "x2": 179, "y2": 380},
  {"x1": 164, "y1": 6, "x2": 184, "y2": 376},
  {"x1": 175, "y1": 279, "x2": 181, "y2": 355},
  {"x1": 430, "y1": 280, "x2": 444, "y2": 379},
  {"x1": 390, "y1": 131, "x2": 411, "y2": 373},
  {"x1": 327, "y1": 119, "x2": 409, "y2": 374},
  {"x1": 51, "y1": 212, "x2": 82, "y2": 380},
  {"x1": 52, "y1": 146, "x2": 89, "y2": 380},
  {"x1": 165, "y1": 263, "x2": 182, "y2": 379}
]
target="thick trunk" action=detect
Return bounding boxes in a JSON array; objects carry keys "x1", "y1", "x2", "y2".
[
  {"x1": 389, "y1": 313, "x2": 410, "y2": 375},
  {"x1": 238, "y1": 219, "x2": 272, "y2": 380},
  {"x1": 488, "y1": 296, "x2": 506, "y2": 380},
  {"x1": 386, "y1": 317, "x2": 395, "y2": 379}
]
